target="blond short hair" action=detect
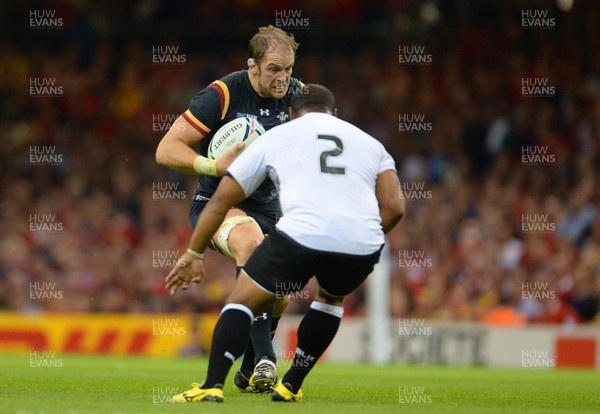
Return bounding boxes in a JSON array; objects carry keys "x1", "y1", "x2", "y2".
[{"x1": 248, "y1": 25, "x2": 299, "y2": 64}]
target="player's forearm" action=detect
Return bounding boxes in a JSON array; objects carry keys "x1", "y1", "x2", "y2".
[
  {"x1": 156, "y1": 116, "x2": 213, "y2": 175},
  {"x1": 188, "y1": 200, "x2": 229, "y2": 254},
  {"x1": 155, "y1": 139, "x2": 201, "y2": 174},
  {"x1": 376, "y1": 170, "x2": 405, "y2": 233},
  {"x1": 380, "y1": 206, "x2": 404, "y2": 233},
  {"x1": 382, "y1": 189, "x2": 406, "y2": 233}
]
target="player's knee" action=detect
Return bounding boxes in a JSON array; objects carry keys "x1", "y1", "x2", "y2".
[
  {"x1": 315, "y1": 288, "x2": 344, "y2": 307},
  {"x1": 230, "y1": 235, "x2": 263, "y2": 264},
  {"x1": 226, "y1": 272, "x2": 275, "y2": 314},
  {"x1": 216, "y1": 215, "x2": 263, "y2": 262}
]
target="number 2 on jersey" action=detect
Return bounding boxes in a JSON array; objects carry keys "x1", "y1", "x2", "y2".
[{"x1": 318, "y1": 135, "x2": 346, "y2": 175}]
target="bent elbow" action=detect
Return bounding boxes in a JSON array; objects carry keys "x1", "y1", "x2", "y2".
[
  {"x1": 392, "y1": 208, "x2": 404, "y2": 228},
  {"x1": 155, "y1": 144, "x2": 168, "y2": 166},
  {"x1": 396, "y1": 204, "x2": 405, "y2": 222},
  {"x1": 395, "y1": 196, "x2": 406, "y2": 222}
]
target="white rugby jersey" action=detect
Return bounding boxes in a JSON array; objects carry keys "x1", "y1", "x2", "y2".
[{"x1": 227, "y1": 112, "x2": 397, "y2": 255}]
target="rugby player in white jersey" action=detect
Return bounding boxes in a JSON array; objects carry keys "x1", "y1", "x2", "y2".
[{"x1": 166, "y1": 84, "x2": 405, "y2": 403}]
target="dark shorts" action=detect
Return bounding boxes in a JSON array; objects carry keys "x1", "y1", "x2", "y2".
[
  {"x1": 243, "y1": 229, "x2": 383, "y2": 297},
  {"x1": 189, "y1": 192, "x2": 280, "y2": 235}
]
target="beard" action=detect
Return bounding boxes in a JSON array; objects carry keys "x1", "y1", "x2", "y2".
[{"x1": 256, "y1": 68, "x2": 289, "y2": 99}]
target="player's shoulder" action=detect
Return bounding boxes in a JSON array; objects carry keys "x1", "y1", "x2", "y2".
[
  {"x1": 307, "y1": 112, "x2": 366, "y2": 133},
  {"x1": 217, "y1": 70, "x2": 247, "y2": 86},
  {"x1": 324, "y1": 115, "x2": 388, "y2": 152},
  {"x1": 338, "y1": 116, "x2": 377, "y2": 140},
  {"x1": 201, "y1": 70, "x2": 252, "y2": 114},
  {"x1": 207, "y1": 70, "x2": 248, "y2": 93},
  {"x1": 191, "y1": 71, "x2": 246, "y2": 103}
]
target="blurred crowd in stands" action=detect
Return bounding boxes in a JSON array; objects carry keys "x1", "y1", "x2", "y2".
[{"x1": 1, "y1": 0, "x2": 599, "y2": 324}]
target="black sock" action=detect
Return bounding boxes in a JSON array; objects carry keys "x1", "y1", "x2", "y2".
[
  {"x1": 252, "y1": 304, "x2": 276, "y2": 364},
  {"x1": 202, "y1": 305, "x2": 253, "y2": 389},
  {"x1": 282, "y1": 302, "x2": 343, "y2": 392},
  {"x1": 239, "y1": 339, "x2": 255, "y2": 377},
  {"x1": 235, "y1": 266, "x2": 256, "y2": 376},
  {"x1": 271, "y1": 315, "x2": 281, "y2": 339}
]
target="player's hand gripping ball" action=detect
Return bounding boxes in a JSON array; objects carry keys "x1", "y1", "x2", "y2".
[{"x1": 208, "y1": 116, "x2": 265, "y2": 160}]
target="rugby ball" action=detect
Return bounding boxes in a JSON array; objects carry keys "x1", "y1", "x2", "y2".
[{"x1": 208, "y1": 117, "x2": 265, "y2": 160}]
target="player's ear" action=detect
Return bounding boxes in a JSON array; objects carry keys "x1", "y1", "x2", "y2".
[
  {"x1": 247, "y1": 58, "x2": 257, "y2": 75},
  {"x1": 333, "y1": 107, "x2": 338, "y2": 117},
  {"x1": 289, "y1": 106, "x2": 296, "y2": 119}
]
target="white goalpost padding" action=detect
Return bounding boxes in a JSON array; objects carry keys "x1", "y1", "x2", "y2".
[{"x1": 366, "y1": 244, "x2": 392, "y2": 364}]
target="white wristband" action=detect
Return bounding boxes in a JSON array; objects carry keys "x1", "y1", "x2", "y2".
[
  {"x1": 186, "y1": 248, "x2": 204, "y2": 260},
  {"x1": 193, "y1": 155, "x2": 217, "y2": 176}
]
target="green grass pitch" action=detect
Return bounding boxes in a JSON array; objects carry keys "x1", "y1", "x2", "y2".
[{"x1": 3, "y1": 353, "x2": 599, "y2": 413}]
